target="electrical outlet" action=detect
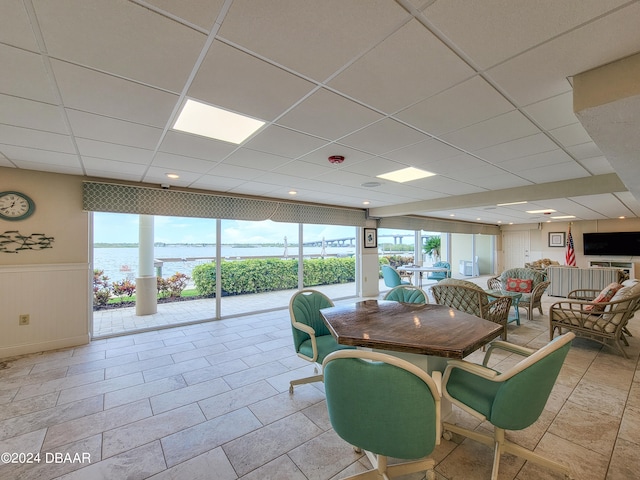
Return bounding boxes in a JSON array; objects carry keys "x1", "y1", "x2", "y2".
[{"x1": 19, "y1": 314, "x2": 30, "y2": 326}]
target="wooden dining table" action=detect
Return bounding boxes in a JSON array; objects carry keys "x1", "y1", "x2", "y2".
[{"x1": 320, "y1": 299, "x2": 503, "y2": 373}]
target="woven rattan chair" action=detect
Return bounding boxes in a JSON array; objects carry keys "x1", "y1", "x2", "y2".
[
  {"x1": 550, "y1": 281, "x2": 640, "y2": 358},
  {"x1": 431, "y1": 278, "x2": 512, "y2": 340},
  {"x1": 487, "y1": 268, "x2": 549, "y2": 319}
]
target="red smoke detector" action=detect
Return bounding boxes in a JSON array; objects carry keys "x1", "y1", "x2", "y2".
[{"x1": 328, "y1": 155, "x2": 345, "y2": 164}]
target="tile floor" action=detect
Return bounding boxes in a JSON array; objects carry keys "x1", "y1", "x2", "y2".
[{"x1": 1, "y1": 279, "x2": 639, "y2": 480}]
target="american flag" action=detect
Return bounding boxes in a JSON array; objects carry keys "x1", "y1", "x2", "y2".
[{"x1": 565, "y1": 226, "x2": 576, "y2": 266}]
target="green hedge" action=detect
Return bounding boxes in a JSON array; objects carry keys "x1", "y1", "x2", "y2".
[{"x1": 192, "y1": 257, "x2": 356, "y2": 296}]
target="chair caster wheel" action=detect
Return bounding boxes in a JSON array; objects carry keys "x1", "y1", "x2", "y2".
[
  {"x1": 289, "y1": 384, "x2": 294, "y2": 394},
  {"x1": 426, "y1": 470, "x2": 436, "y2": 480},
  {"x1": 442, "y1": 431, "x2": 452, "y2": 441},
  {"x1": 353, "y1": 446, "x2": 362, "y2": 454}
]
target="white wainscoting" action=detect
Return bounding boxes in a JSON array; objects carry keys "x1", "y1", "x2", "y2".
[{"x1": 0, "y1": 263, "x2": 90, "y2": 358}]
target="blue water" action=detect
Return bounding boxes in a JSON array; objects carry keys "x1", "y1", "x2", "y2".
[{"x1": 94, "y1": 245, "x2": 355, "y2": 282}]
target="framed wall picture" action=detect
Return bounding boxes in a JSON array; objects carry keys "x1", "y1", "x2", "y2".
[
  {"x1": 548, "y1": 232, "x2": 566, "y2": 247},
  {"x1": 364, "y1": 228, "x2": 377, "y2": 248}
]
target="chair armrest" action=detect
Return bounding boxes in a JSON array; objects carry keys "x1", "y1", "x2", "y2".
[
  {"x1": 291, "y1": 321, "x2": 316, "y2": 337},
  {"x1": 482, "y1": 340, "x2": 535, "y2": 366},
  {"x1": 487, "y1": 277, "x2": 501, "y2": 290},
  {"x1": 444, "y1": 359, "x2": 499, "y2": 381},
  {"x1": 567, "y1": 289, "x2": 600, "y2": 300}
]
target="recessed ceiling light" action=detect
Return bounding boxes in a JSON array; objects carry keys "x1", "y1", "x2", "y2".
[
  {"x1": 377, "y1": 167, "x2": 435, "y2": 183},
  {"x1": 165, "y1": 173, "x2": 180, "y2": 179},
  {"x1": 526, "y1": 209, "x2": 556, "y2": 214},
  {"x1": 619, "y1": 216, "x2": 626, "y2": 219},
  {"x1": 497, "y1": 201, "x2": 528, "y2": 206},
  {"x1": 288, "y1": 190, "x2": 297, "y2": 195},
  {"x1": 173, "y1": 98, "x2": 265, "y2": 144},
  {"x1": 450, "y1": 214, "x2": 455, "y2": 217},
  {"x1": 361, "y1": 182, "x2": 382, "y2": 188},
  {"x1": 363, "y1": 201, "x2": 370, "y2": 205},
  {"x1": 497, "y1": 221, "x2": 502, "y2": 224},
  {"x1": 551, "y1": 215, "x2": 576, "y2": 219}
]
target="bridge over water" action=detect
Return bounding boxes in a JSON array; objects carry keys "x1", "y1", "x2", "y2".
[{"x1": 303, "y1": 234, "x2": 433, "y2": 248}]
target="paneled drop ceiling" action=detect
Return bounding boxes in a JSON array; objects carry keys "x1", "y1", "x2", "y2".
[{"x1": 2, "y1": 0, "x2": 640, "y2": 225}]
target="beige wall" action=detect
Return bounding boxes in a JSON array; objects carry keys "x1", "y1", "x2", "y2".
[{"x1": 0, "y1": 167, "x2": 90, "y2": 358}]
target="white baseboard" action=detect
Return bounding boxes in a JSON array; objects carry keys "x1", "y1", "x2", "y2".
[{"x1": 0, "y1": 335, "x2": 90, "y2": 360}]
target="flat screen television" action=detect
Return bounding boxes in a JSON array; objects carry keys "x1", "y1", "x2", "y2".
[{"x1": 583, "y1": 232, "x2": 640, "y2": 256}]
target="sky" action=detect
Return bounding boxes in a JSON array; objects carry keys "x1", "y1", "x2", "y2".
[{"x1": 93, "y1": 212, "x2": 358, "y2": 244}]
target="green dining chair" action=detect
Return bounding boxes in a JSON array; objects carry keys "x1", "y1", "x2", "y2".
[
  {"x1": 323, "y1": 349, "x2": 441, "y2": 480},
  {"x1": 441, "y1": 332, "x2": 575, "y2": 480},
  {"x1": 383, "y1": 285, "x2": 429, "y2": 304},
  {"x1": 381, "y1": 265, "x2": 411, "y2": 288},
  {"x1": 289, "y1": 289, "x2": 354, "y2": 394}
]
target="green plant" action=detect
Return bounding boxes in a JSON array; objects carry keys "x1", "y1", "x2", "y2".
[
  {"x1": 157, "y1": 276, "x2": 170, "y2": 298},
  {"x1": 423, "y1": 236, "x2": 441, "y2": 258},
  {"x1": 111, "y1": 279, "x2": 136, "y2": 302},
  {"x1": 93, "y1": 269, "x2": 111, "y2": 306}
]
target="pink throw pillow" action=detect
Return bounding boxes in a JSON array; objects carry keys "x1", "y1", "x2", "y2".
[
  {"x1": 505, "y1": 278, "x2": 532, "y2": 293},
  {"x1": 584, "y1": 282, "x2": 623, "y2": 312}
]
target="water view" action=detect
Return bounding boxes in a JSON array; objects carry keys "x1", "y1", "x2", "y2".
[{"x1": 94, "y1": 244, "x2": 356, "y2": 282}]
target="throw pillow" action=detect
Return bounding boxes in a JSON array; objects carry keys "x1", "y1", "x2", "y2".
[
  {"x1": 505, "y1": 278, "x2": 532, "y2": 293},
  {"x1": 584, "y1": 282, "x2": 623, "y2": 312}
]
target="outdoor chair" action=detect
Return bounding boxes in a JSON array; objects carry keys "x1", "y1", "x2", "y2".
[
  {"x1": 383, "y1": 285, "x2": 429, "y2": 304},
  {"x1": 323, "y1": 349, "x2": 441, "y2": 480},
  {"x1": 549, "y1": 280, "x2": 640, "y2": 358},
  {"x1": 381, "y1": 265, "x2": 411, "y2": 288},
  {"x1": 442, "y1": 332, "x2": 575, "y2": 480},
  {"x1": 487, "y1": 267, "x2": 549, "y2": 319},
  {"x1": 289, "y1": 289, "x2": 354, "y2": 393},
  {"x1": 431, "y1": 278, "x2": 512, "y2": 340},
  {"x1": 427, "y1": 261, "x2": 451, "y2": 281}
]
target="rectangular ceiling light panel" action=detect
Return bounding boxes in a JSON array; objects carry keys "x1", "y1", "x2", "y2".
[
  {"x1": 377, "y1": 167, "x2": 435, "y2": 183},
  {"x1": 173, "y1": 99, "x2": 265, "y2": 144}
]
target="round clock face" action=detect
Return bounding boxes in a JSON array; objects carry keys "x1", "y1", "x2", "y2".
[{"x1": 0, "y1": 191, "x2": 35, "y2": 221}]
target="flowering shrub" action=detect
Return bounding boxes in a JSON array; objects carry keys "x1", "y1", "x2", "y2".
[
  {"x1": 167, "y1": 272, "x2": 190, "y2": 297},
  {"x1": 93, "y1": 269, "x2": 111, "y2": 306},
  {"x1": 112, "y1": 279, "x2": 136, "y2": 302}
]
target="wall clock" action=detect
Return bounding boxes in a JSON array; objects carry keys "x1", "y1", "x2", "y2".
[{"x1": 0, "y1": 191, "x2": 35, "y2": 221}]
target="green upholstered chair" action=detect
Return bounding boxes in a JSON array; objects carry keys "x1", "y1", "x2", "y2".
[
  {"x1": 289, "y1": 289, "x2": 354, "y2": 394},
  {"x1": 383, "y1": 285, "x2": 429, "y2": 304},
  {"x1": 381, "y1": 265, "x2": 411, "y2": 288},
  {"x1": 431, "y1": 278, "x2": 512, "y2": 340},
  {"x1": 442, "y1": 332, "x2": 575, "y2": 480},
  {"x1": 427, "y1": 261, "x2": 451, "y2": 281},
  {"x1": 487, "y1": 267, "x2": 549, "y2": 319},
  {"x1": 323, "y1": 350, "x2": 441, "y2": 480}
]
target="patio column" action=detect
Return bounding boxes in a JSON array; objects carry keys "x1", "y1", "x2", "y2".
[{"x1": 136, "y1": 214, "x2": 157, "y2": 316}]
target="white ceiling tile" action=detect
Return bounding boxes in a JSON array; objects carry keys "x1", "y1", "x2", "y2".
[
  {"x1": 218, "y1": 0, "x2": 409, "y2": 81},
  {"x1": 244, "y1": 126, "x2": 328, "y2": 159},
  {"x1": 34, "y1": 0, "x2": 206, "y2": 92},
  {"x1": 523, "y1": 92, "x2": 578, "y2": 130},
  {"x1": 519, "y1": 162, "x2": 590, "y2": 183},
  {"x1": 329, "y1": 19, "x2": 474, "y2": 113},
  {"x1": 339, "y1": 118, "x2": 428, "y2": 155},
  {"x1": 189, "y1": 41, "x2": 315, "y2": 122},
  {"x1": 82, "y1": 156, "x2": 147, "y2": 176},
  {"x1": 569, "y1": 193, "x2": 635, "y2": 218},
  {"x1": 223, "y1": 149, "x2": 291, "y2": 171},
  {"x1": 578, "y1": 156, "x2": 616, "y2": 175},
  {"x1": 424, "y1": 0, "x2": 631, "y2": 69},
  {"x1": 299, "y1": 144, "x2": 375, "y2": 168},
  {"x1": 76, "y1": 138, "x2": 154, "y2": 165},
  {"x1": 66, "y1": 110, "x2": 163, "y2": 150},
  {"x1": 565, "y1": 142, "x2": 602, "y2": 161},
  {"x1": 384, "y1": 138, "x2": 462, "y2": 166},
  {"x1": 159, "y1": 131, "x2": 236, "y2": 162},
  {"x1": 474, "y1": 133, "x2": 558, "y2": 163},
  {"x1": 440, "y1": 110, "x2": 539, "y2": 152},
  {"x1": 12, "y1": 160, "x2": 83, "y2": 176},
  {"x1": 339, "y1": 157, "x2": 408, "y2": 177},
  {"x1": 152, "y1": 152, "x2": 216, "y2": 174},
  {"x1": 496, "y1": 149, "x2": 574, "y2": 173},
  {"x1": 2, "y1": 144, "x2": 80, "y2": 168},
  {"x1": 51, "y1": 60, "x2": 179, "y2": 127},
  {"x1": 0, "y1": 125, "x2": 75, "y2": 154},
  {"x1": 486, "y1": 2, "x2": 640, "y2": 106},
  {"x1": 227, "y1": 181, "x2": 282, "y2": 196},
  {"x1": 0, "y1": 45, "x2": 57, "y2": 104},
  {"x1": 272, "y1": 160, "x2": 334, "y2": 179},
  {"x1": 396, "y1": 76, "x2": 515, "y2": 135},
  {"x1": 190, "y1": 175, "x2": 246, "y2": 192},
  {"x1": 277, "y1": 88, "x2": 382, "y2": 140},
  {"x1": 143, "y1": 167, "x2": 203, "y2": 187},
  {"x1": 207, "y1": 163, "x2": 264, "y2": 182},
  {"x1": 0, "y1": 0, "x2": 40, "y2": 51},
  {"x1": 550, "y1": 123, "x2": 593, "y2": 147},
  {"x1": 144, "y1": 0, "x2": 225, "y2": 31},
  {"x1": 0, "y1": 94, "x2": 67, "y2": 134}
]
